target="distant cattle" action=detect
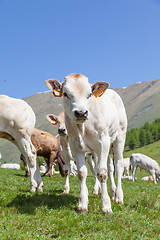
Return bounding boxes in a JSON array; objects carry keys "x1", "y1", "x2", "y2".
[
  {"x1": 0, "y1": 95, "x2": 43, "y2": 192},
  {"x1": 20, "y1": 128, "x2": 65, "y2": 178},
  {"x1": 122, "y1": 158, "x2": 130, "y2": 177},
  {"x1": 130, "y1": 153, "x2": 160, "y2": 184},
  {"x1": 0, "y1": 163, "x2": 20, "y2": 170},
  {"x1": 45, "y1": 73, "x2": 127, "y2": 214}
]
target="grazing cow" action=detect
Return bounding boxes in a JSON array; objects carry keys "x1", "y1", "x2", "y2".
[
  {"x1": 46, "y1": 112, "x2": 101, "y2": 195},
  {"x1": 130, "y1": 153, "x2": 160, "y2": 184},
  {"x1": 0, "y1": 163, "x2": 20, "y2": 170},
  {"x1": 20, "y1": 128, "x2": 65, "y2": 178},
  {"x1": 0, "y1": 95, "x2": 43, "y2": 192},
  {"x1": 122, "y1": 158, "x2": 130, "y2": 177},
  {"x1": 45, "y1": 73, "x2": 127, "y2": 214}
]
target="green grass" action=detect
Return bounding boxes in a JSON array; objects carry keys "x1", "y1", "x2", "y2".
[
  {"x1": 0, "y1": 141, "x2": 160, "y2": 239},
  {"x1": 0, "y1": 169, "x2": 160, "y2": 239}
]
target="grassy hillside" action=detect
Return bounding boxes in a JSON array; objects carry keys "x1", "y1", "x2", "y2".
[{"x1": 124, "y1": 140, "x2": 160, "y2": 165}]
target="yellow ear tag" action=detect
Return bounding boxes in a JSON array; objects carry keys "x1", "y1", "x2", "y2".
[
  {"x1": 51, "y1": 120, "x2": 57, "y2": 125},
  {"x1": 53, "y1": 87, "x2": 62, "y2": 97},
  {"x1": 93, "y1": 89, "x2": 104, "y2": 98}
]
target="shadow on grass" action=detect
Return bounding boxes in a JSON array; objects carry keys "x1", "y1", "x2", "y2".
[
  {"x1": 7, "y1": 190, "x2": 78, "y2": 215},
  {"x1": 15, "y1": 173, "x2": 26, "y2": 177}
]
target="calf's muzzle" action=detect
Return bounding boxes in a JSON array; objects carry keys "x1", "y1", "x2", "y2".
[{"x1": 74, "y1": 110, "x2": 88, "y2": 120}]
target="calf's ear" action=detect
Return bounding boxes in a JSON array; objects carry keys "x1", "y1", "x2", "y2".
[
  {"x1": 45, "y1": 79, "x2": 62, "y2": 97},
  {"x1": 46, "y1": 114, "x2": 59, "y2": 125},
  {"x1": 91, "y1": 81, "x2": 109, "y2": 98}
]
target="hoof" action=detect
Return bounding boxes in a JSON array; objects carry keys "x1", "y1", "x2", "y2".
[
  {"x1": 63, "y1": 187, "x2": 69, "y2": 194},
  {"x1": 63, "y1": 190, "x2": 69, "y2": 194},
  {"x1": 115, "y1": 200, "x2": 123, "y2": 204},
  {"x1": 30, "y1": 187, "x2": 36, "y2": 193},
  {"x1": 102, "y1": 208, "x2": 113, "y2": 215},
  {"x1": 37, "y1": 182, "x2": 43, "y2": 192},
  {"x1": 77, "y1": 207, "x2": 88, "y2": 214},
  {"x1": 93, "y1": 190, "x2": 99, "y2": 195},
  {"x1": 37, "y1": 187, "x2": 43, "y2": 192}
]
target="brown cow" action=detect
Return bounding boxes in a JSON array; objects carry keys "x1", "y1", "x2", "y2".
[{"x1": 20, "y1": 128, "x2": 65, "y2": 178}]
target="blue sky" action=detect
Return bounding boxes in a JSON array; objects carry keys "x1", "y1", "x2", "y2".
[{"x1": 0, "y1": 0, "x2": 160, "y2": 98}]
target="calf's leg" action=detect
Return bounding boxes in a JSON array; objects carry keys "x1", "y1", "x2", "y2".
[
  {"x1": 17, "y1": 136, "x2": 43, "y2": 192},
  {"x1": 113, "y1": 138, "x2": 125, "y2": 204},
  {"x1": 97, "y1": 136, "x2": 112, "y2": 214},
  {"x1": 63, "y1": 149, "x2": 72, "y2": 194},
  {"x1": 86, "y1": 153, "x2": 101, "y2": 195},
  {"x1": 150, "y1": 169, "x2": 157, "y2": 184},
  {"x1": 74, "y1": 151, "x2": 88, "y2": 214},
  {"x1": 107, "y1": 155, "x2": 116, "y2": 201}
]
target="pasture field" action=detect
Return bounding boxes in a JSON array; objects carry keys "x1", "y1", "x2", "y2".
[
  {"x1": 0, "y1": 166, "x2": 159, "y2": 240},
  {"x1": 0, "y1": 141, "x2": 160, "y2": 239}
]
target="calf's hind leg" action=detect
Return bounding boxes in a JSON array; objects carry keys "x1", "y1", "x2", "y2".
[
  {"x1": 17, "y1": 136, "x2": 43, "y2": 192},
  {"x1": 150, "y1": 169, "x2": 157, "y2": 184},
  {"x1": 113, "y1": 138, "x2": 125, "y2": 204}
]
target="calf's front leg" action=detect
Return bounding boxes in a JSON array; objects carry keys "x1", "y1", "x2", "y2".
[
  {"x1": 97, "y1": 136, "x2": 112, "y2": 214},
  {"x1": 74, "y1": 151, "x2": 88, "y2": 214}
]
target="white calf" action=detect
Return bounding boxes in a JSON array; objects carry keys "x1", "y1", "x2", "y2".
[
  {"x1": 0, "y1": 95, "x2": 43, "y2": 192},
  {"x1": 130, "y1": 153, "x2": 160, "y2": 184},
  {"x1": 46, "y1": 112, "x2": 101, "y2": 195},
  {"x1": 122, "y1": 158, "x2": 130, "y2": 177},
  {"x1": 45, "y1": 73, "x2": 127, "y2": 214}
]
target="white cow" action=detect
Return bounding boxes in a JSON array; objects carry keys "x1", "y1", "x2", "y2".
[
  {"x1": 46, "y1": 112, "x2": 101, "y2": 195},
  {"x1": 0, "y1": 95, "x2": 43, "y2": 192},
  {"x1": 0, "y1": 163, "x2": 20, "y2": 170},
  {"x1": 130, "y1": 153, "x2": 160, "y2": 184},
  {"x1": 122, "y1": 158, "x2": 130, "y2": 177},
  {"x1": 45, "y1": 73, "x2": 127, "y2": 214}
]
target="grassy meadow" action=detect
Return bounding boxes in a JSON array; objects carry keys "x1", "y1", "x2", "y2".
[{"x1": 0, "y1": 141, "x2": 160, "y2": 239}]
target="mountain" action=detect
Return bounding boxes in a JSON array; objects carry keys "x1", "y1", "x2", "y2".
[
  {"x1": 1, "y1": 79, "x2": 160, "y2": 163},
  {"x1": 116, "y1": 79, "x2": 160, "y2": 129}
]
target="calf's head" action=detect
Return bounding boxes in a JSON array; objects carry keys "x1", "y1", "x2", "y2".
[
  {"x1": 46, "y1": 112, "x2": 67, "y2": 136},
  {"x1": 45, "y1": 73, "x2": 109, "y2": 124}
]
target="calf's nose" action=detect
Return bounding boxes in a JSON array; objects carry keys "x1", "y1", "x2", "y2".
[
  {"x1": 74, "y1": 110, "x2": 88, "y2": 119},
  {"x1": 58, "y1": 128, "x2": 66, "y2": 135}
]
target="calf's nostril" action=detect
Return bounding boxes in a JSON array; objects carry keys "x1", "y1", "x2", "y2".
[
  {"x1": 75, "y1": 110, "x2": 80, "y2": 118},
  {"x1": 84, "y1": 110, "x2": 88, "y2": 118}
]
